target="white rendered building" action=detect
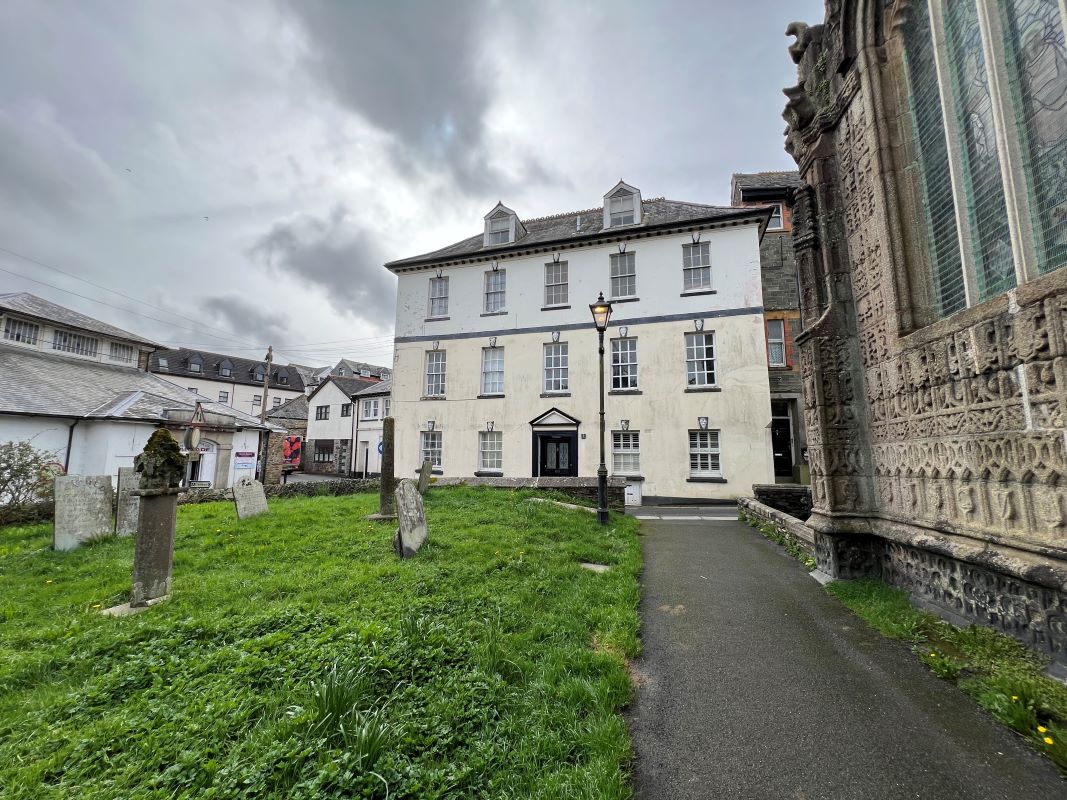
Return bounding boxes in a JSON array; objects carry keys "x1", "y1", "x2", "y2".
[
  {"x1": 384, "y1": 182, "x2": 776, "y2": 502},
  {"x1": 352, "y1": 380, "x2": 391, "y2": 476}
]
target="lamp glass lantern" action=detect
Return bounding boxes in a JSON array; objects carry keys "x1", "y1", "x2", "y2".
[{"x1": 589, "y1": 292, "x2": 613, "y2": 331}]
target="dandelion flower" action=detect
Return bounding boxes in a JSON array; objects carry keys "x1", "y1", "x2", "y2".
[
  {"x1": 1038, "y1": 725, "x2": 1047, "y2": 733},
  {"x1": 1043, "y1": 736, "x2": 1054, "y2": 745},
  {"x1": 929, "y1": 652, "x2": 936, "y2": 657},
  {"x1": 1012, "y1": 695, "x2": 1019, "y2": 701},
  {"x1": 92, "y1": 604, "x2": 101, "y2": 609},
  {"x1": 46, "y1": 580, "x2": 53, "y2": 584}
]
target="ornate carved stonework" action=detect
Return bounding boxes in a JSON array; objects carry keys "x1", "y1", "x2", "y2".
[{"x1": 783, "y1": 0, "x2": 1067, "y2": 663}]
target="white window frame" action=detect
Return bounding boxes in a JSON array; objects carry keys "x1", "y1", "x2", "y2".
[
  {"x1": 682, "y1": 242, "x2": 712, "y2": 292},
  {"x1": 543, "y1": 342, "x2": 569, "y2": 393},
  {"x1": 108, "y1": 342, "x2": 134, "y2": 364},
  {"x1": 767, "y1": 203, "x2": 784, "y2": 230},
  {"x1": 767, "y1": 319, "x2": 786, "y2": 367},
  {"x1": 689, "y1": 429, "x2": 722, "y2": 478},
  {"x1": 609, "y1": 251, "x2": 637, "y2": 299},
  {"x1": 52, "y1": 330, "x2": 99, "y2": 357},
  {"x1": 481, "y1": 347, "x2": 504, "y2": 395},
  {"x1": 611, "y1": 337, "x2": 638, "y2": 390},
  {"x1": 544, "y1": 262, "x2": 569, "y2": 306},
  {"x1": 428, "y1": 276, "x2": 449, "y2": 318},
  {"x1": 484, "y1": 269, "x2": 506, "y2": 313},
  {"x1": 487, "y1": 215, "x2": 511, "y2": 245},
  {"x1": 612, "y1": 431, "x2": 641, "y2": 475},
  {"x1": 362, "y1": 398, "x2": 379, "y2": 419},
  {"x1": 479, "y1": 430, "x2": 503, "y2": 471},
  {"x1": 425, "y1": 350, "x2": 446, "y2": 397},
  {"x1": 382, "y1": 397, "x2": 391, "y2": 417},
  {"x1": 3, "y1": 317, "x2": 39, "y2": 346},
  {"x1": 685, "y1": 332, "x2": 716, "y2": 387},
  {"x1": 609, "y1": 194, "x2": 635, "y2": 226},
  {"x1": 420, "y1": 430, "x2": 442, "y2": 468}
]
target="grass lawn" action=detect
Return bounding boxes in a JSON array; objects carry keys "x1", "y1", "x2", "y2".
[{"x1": 0, "y1": 487, "x2": 642, "y2": 799}]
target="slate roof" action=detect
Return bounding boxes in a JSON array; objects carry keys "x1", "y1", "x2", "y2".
[
  {"x1": 267, "y1": 394, "x2": 308, "y2": 421},
  {"x1": 333, "y1": 359, "x2": 392, "y2": 380},
  {"x1": 150, "y1": 347, "x2": 307, "y2": 392},
  {"x1": 0, "y1": 292, "x2": 160, "y2": 347},
  {"x1": 0, "y1": 343, "x2": 283, "y2": 431},
  {"x1": 286, "y1": 363, "x2": 327, "y2": 387},
  {"x1": 385, "y1": 198, "x2": 768, "y2": 271},
  {"x1": 730, "y1": 171, "x2": 803, "y2": 205},
  {"x1": 353, "y1": 378, "x2": 391, "y2": 397},
  {"x1": 307, "y1": 375, "x2": 379, "y2": 402}
]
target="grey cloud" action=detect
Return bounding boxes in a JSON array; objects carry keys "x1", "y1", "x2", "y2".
[
  {"x1": 285, "y1": 0, "x2": 549, "y2": 192},
  {"x1": 248, "y1": 204, "x2": 396, "y2": 321},
  {"x1": 200, "y1": 295, "x2": 290, "y2": 349}
]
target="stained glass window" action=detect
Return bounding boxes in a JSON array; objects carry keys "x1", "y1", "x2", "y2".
[
  {"x1": 1002, "y1": 0, "x2": 1067, "y2": 275},
  {"x1": 902, "y1": 0, "x2": 966, "y2": 316},
  {"x1": 945, "y1": 0, "x2": 1017, "y2": 301}
]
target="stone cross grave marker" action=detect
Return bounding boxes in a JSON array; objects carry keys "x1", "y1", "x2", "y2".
[
  {"x1": 115, "y1": 467, "x2": 140, "y2": 536},
  {"x1": 54, "y1": 475, "x2": 113, "y2": 552},
  {"x1": 368, "y1": 416, "x2": 397, "y2": 520},
  {"x1": 417, "y1": 459, "x2": 432, "y2": 495},
  {"x1": 393, "y1": 478, "x2": 427, "y2": 558},
  {"x1": 129, "y1": 428, "x2": 185, "y2": 609},
  {"x1": 232, "y1": 477, "x2": 269, "y2": 520}
]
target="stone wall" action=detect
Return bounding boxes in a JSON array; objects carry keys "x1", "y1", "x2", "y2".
[
  {"x1": 738, "y1": 496, "x2": 816, "y2": 554},
  {"x1": 178, "y1": 478, "x2": 379, "y2": 505},
  {"x1": 782, "y1": 2, "x2": 1067, "y2": 661},
  {"x1": 752, "y1": 484, "x2": 812, "y2": 520},
  {"x1": 760, "y1": 232, "x2": 800, "y2": 311}
]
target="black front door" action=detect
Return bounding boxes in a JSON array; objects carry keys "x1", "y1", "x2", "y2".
[
  {"x1": 771, "y1": 416, "x2": 793, "y2": 477},
  {"x1": 535, "y1": 433, "x2": 578, "y2": 477}
]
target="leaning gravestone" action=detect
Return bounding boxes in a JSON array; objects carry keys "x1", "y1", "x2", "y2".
[
  {"x1": 232, "y1": 477, "x2": 269, "y2": 520},
  {"x1": 366, "y1": 417, "x2": 397, "y2": 520},
  {"x1": 129, "y1": 429, "x2": 185, "y2": 608},
  {"x1": 115, "y1": 467, "x2": 140, "y2": 536},
  {"x1": 417, "y1": 459, "x2": 432, "y2": 495},
  {"x1": 54, "y1": 475, "x2": 113, "y2": 552},
  {"x1": 393, "y1": 478, "x2": 427, "y2": 559}
]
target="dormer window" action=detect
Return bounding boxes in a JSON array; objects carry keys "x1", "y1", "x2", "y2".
[
  {"x1": 278, "y1": 369, "x2": 289, "y2": 385},
  {"x1": 219, "y1": 359, "x2": 233, "y2": 378},
  {"x1": 189, "y1": 354, "x2": 203, "y2": 374},
  {"x1": 603, "y1": 181, "x2": 643, "y2": 228},
  {"x1": 360, "y1": 369, "x2": 370, "y2": 377},
  {"x1": 483, "y1": 202, "x2": 525, "y2": 247},
  {"x1": 253, "y1": 365, "x2": 265, "y2": 382}
]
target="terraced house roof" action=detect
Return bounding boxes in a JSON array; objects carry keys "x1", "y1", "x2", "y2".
[{"x1": 150, "y1": 347, "x2": 307, "y2": 392}]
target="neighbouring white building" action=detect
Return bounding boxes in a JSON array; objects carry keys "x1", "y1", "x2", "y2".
[
  {"x1": 353, "y1": 379, "x2": 391, "y2": 476},
  {"x1": 0, "y1": 293, "x2": 283, "y2": 488},
  {"x1": 384, "y1": 182, "x2": 776, "y2": 502},
  {"x1": 303, "y1": 375, "x2": 379, "y2": 474},
  {"x1": 150, "y1": 348, "x2": 307, "y2": 417}
]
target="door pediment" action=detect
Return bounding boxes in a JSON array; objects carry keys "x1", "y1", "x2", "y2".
[{"x1": 529, "y1": 407, "x2": 580, "y2": 427}]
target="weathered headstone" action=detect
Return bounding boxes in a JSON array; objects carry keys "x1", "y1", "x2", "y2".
[
  {"x1": 417, "y1": 459, "x2": 432, "y2": 495},
  {"x1": 129, "y1": 429, "x2": 184, "y2": 608},
  {"x1": 115, "y1": 467, "x2": 140, "y2": 536},
  {"x1": 53, "y1": 475, "x2": 113, "y2": 551},
  {"x1": 371, "y1": 416, "x2": 397, "y2": 520},
  {"x1": 232, "y1": 477, "x2": 269, "y2": 520},
  {"x1": 393, "y1": 478, "x2": 427, "y2": 559}
]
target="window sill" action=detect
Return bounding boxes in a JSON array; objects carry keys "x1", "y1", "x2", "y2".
[
  {"x1": 768, "y1": 364, "x2": 790, "y2": 370},
  {"x1": 420, "y1": 396, "x2": 446, "y2": 401},
  {"x1": 424, "y1": 316, "x2": 450, "y2": 322},
  {"x1": 540, "y1": 392, "x2": 571, "y2": 398},
  {"x1": 474, "y1": 470, "x2": 503, "y2": 478},
  {"x1": 541, "y1": 304, "x2": 571, "y2": 311},
  {"x1": 684, "y1": 386, "x2": 722, "y2": 393},
  {"x1": 477, "y1": 393, "x2": 505, "y2": 399},
  {"x1": 687, "y1": 476, "x2": 727, "y2": 483},
  {"x1": 608, "y1": 389, "x2": 642, "y2": 395},
  {"x1": 613, "y1": 474, "x2": 645, "y2": 482},
  {"x1": 480, "y1": 310, "x2": 508, "y2": 317},
  {"x1": 611, "y1": 297, "x2": 640, "y2": 304},
  {"x1": 680, "y1": 289, "x2": 717, "y2": 297}
]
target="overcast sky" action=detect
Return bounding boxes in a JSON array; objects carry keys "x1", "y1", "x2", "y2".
[{"x1": 0, "y1": 0, "x2": 823, "y2": 369}]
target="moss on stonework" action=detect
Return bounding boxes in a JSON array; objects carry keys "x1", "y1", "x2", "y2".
[{"x1": 135, "y1": 429, "x2": 185, "y2": 489}]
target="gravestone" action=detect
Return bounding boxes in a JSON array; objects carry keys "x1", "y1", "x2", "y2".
[
  {"x1": 130, "y1": 429, "x2": 185, "y2": 608},
  {"x1": 232, "y1": 477, "x2": 269, "y2": 519},
  {"x1": 115, "y1": 467, "x2": 140, "y2": 536},
  {"x1": 417, "y1": 459, "x2": 432, "y2": 495},
  {"x1": 393, "y1": 478, "x2": 427, "y2": 559},
  {"x1": 54, "y1": 475, "x2": 113, "y2": 551},
  {"x1": 367, "y1": 417, "x2": 397, "y2": 520}
]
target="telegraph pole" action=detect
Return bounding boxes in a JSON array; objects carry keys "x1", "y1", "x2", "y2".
[{"x1": 259, "y1": 345, "x2": 273, "y2": 424}]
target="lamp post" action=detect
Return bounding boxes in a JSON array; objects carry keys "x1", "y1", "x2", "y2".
[{"x1": 589, "y1": 292, "x2": 613, "y2": 524}]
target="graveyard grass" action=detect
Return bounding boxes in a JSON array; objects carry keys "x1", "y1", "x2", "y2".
[{"x1": 0, "y1": 487, "x2": 642, "y2": 799}]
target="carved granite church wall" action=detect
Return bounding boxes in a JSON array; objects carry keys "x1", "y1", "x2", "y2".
[{"x1": 783, "y1": 0, "x2": 1067, "y2": 662}]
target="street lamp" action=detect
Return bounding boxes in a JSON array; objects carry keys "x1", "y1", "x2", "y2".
[{"x1": 589, "y1": 292, "x2": 613, "y2": 524}]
